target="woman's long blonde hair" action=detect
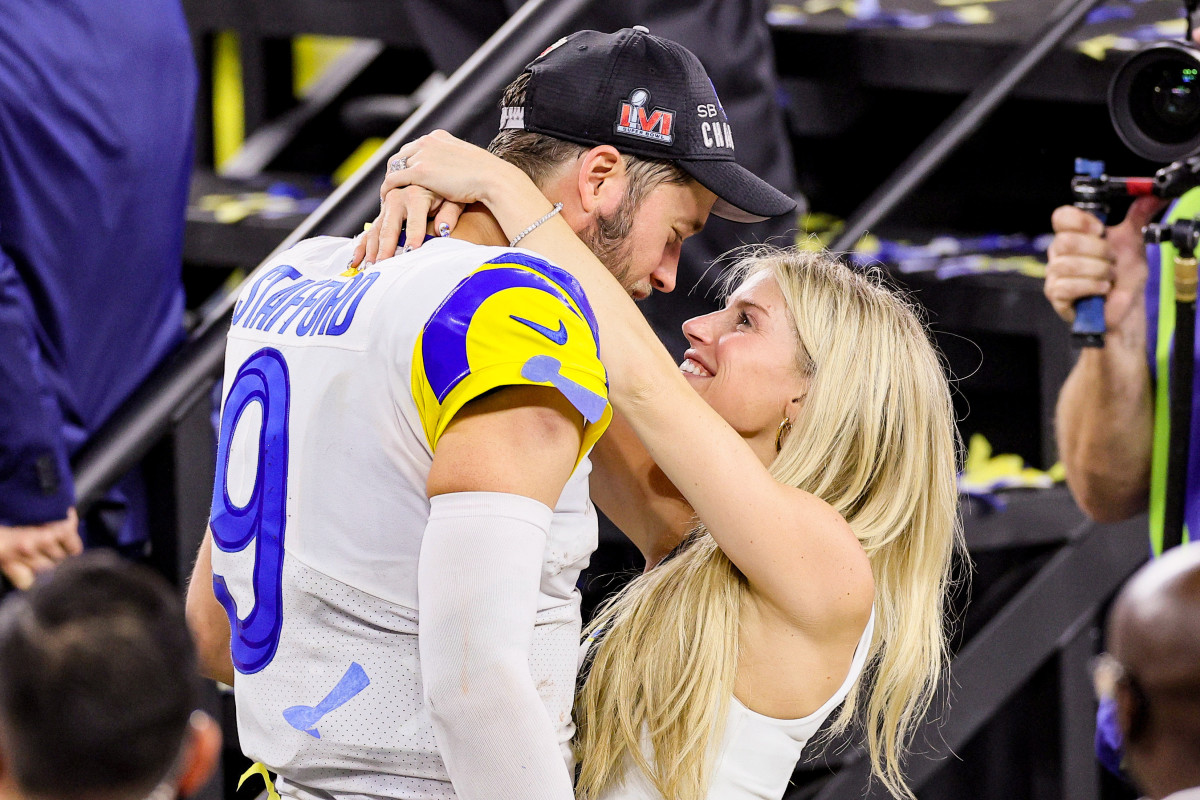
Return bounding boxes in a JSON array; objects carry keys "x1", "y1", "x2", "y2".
[{"x1": 574, "y1": 247, "x2": 963, "y2": 800}]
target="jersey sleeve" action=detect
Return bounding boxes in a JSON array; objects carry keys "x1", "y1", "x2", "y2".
[{"x1": 411, "y1": 253, "x2": 611, "y2": 464}]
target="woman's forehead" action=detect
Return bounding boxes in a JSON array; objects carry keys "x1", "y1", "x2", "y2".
[{"x1": 728, "y1": 269, "x2": 780, "y2": 305}]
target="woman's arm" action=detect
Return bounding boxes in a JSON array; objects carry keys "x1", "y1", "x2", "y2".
[{"x1": 389, "y1": 132, "x2": 874, "y2": 628}]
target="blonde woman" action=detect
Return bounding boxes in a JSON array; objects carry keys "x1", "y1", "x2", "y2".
[{"x1": 366, "y1": 130, "x2": 963, "y2": 800}]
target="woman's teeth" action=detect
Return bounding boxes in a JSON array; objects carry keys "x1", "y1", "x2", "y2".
[{"x1": 680, "y1": 358, "x2": 711, "y2": 377}]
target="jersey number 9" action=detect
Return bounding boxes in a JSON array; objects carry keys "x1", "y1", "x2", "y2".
[{"x1": 210, "y1": 347, "x2": 291, "y2": 675}]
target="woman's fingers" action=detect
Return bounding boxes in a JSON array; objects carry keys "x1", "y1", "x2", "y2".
[
  {"x1": 351, "y1": 215, "x2": 381, "y2": 268},
  {"x1": 432, "y1": 201, "x2": 464, "y2": 240},
  {"x1": 404, "y1": 190, "x2": 435, "y2": 252},
  {"x1": 381, "y1": 140, "x2": 424, "y2": 197},
  {"x1": 374, "y1": 192, "x2": 408, "y2": 263}
]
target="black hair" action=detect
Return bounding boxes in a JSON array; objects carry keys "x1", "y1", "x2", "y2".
[{"x1": 0, "y1": 551, "x2": 200, "y2": 800}]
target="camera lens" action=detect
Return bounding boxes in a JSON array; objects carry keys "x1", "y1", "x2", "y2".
[
  {"x1": 1110, "y1": 41, "x2": 1200, "y2": 162},
  {"x1": 1130, "y1": 62, "x2": 1200, "y2": 143}
]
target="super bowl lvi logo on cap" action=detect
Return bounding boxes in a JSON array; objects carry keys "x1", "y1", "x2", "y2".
[{"x1": 615, "y1": 89, "x2": 675, "y2": 146}]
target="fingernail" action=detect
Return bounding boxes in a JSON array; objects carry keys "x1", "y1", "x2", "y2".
[
  {"x1": 403, "y1": 245, "x2": 412, "y2": 253},
  {"x1": 438, "y1": 223, "x2": 451, "y2": 237},
  {"x1": 363, "y1": 260, "x2": 373, "y2": 268}
]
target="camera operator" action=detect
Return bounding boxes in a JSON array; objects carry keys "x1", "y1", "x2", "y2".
[
  {"x1": 1044, "y1": 27, "x2": 1200, "y2": 539},
  {"x1": 1046, "y1": 26, "x2": 1200, "y2": 780}
]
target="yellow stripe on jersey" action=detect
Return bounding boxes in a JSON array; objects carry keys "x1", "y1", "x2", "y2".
[{"x1": 412, "y1": 254, "x2": 611, "y2": 466}]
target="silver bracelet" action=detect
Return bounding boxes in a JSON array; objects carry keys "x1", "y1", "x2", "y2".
[{"x1": 509, "y1": 202, "x2": 563, "y2": 248}]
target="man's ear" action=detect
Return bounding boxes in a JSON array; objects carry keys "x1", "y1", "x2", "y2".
[
  {"x1": 176, "y1": 712, "x2": 222, "y2": 798},
  {"x1": 1115, "y1": 680, "x2": 1148, "y2": 743},
  {"x1": 576, "y1": 145, "x2": 627, "y2": 217}
]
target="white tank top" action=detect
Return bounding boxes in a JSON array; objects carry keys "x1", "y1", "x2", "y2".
[
  {"x1": 208, "y1": 235, "x2": 610, "y2": 799},
  {"x1": 600, "y1": 610, "x2": 876, "y2": 800}
]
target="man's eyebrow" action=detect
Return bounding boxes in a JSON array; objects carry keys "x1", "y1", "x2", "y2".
[{"x1": 679, "y1": 216, "x2": 704, "y2": 236}]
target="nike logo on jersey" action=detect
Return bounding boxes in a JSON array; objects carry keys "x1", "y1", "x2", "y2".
[{"x1": 510, "y1": 315, "x2": 568, "y2": 345}]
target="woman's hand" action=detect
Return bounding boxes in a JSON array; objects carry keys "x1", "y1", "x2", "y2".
[
  {"x1": 349, "y1": 130, "x2": 547, "y2": 269},
  {"x1": 351, "y1": 186, "x2": 464, "y2": 268}
]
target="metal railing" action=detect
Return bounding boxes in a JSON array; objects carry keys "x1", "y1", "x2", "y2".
[{"x1": 831, "y1": 0, "x2": 1109, "y2": 253}]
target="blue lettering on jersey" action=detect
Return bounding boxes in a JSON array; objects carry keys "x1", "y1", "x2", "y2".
[
  {"x1": 423, "y1": 263, "x2": 580, "y2": 403},
  {"x1": 232, "y1": 264, "x2": 302, "y2": 326},
  {"x1": 232, "y1": 266, "x2": 380, "y2": 338}
]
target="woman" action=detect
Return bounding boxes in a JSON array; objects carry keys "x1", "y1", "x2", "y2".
[{"x1": 361, "y1": 131, "x2": 962, "y2": 800}]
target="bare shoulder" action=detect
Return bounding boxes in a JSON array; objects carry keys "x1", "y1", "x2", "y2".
[{"x1": 742, "y1": 485, "x2": 875, "y2": 636}]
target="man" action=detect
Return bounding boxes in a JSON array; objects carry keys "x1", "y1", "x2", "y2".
[
  {"x1": 0, "y1": 0, "x2": 196, "y2": 581},
  {"x1": 0, "y1": 551, "x2": 220, "y2": 800},
  {"x1": 186, "y1": 27, "x2": 794, "y2": 800},
  {"x1": 1097, "y1": 544, "x2": 1200, "y2": 799}
]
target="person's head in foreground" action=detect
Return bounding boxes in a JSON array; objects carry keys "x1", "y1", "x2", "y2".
[
  {"x1": 1100, "y1": 544, "x2": 1200, "y2": 799},
  {"x1": 574, "y1": 247, "x2": 962, "y2": 800},
  {"x1": 0, "y1": 552, "x2": 220, "y2": 800},
  {"x1": 486, "y1": 27, "x2": 794, "y2": 300}
]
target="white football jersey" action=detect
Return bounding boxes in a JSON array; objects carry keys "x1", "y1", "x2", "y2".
[{"x1": 208, "y1": 235, "x2": 611, "y2": 799}]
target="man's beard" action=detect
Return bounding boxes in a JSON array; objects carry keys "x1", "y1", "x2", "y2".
[{"x1": 577, "y1": 193, "x2": 640, "y2": 296}]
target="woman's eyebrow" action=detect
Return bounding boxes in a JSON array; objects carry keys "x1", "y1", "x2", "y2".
[{"x1": 729, "y1": 298, "x2": 770, "y2": 316}]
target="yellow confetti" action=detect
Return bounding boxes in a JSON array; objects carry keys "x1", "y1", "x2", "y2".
[
  {"x1": 1154, "y1": 18, "x2": 1188, "y2": 35},
  {"x1": 959, "y1": 434, "x2": 1063, "y2": 493},
  {"x1": 1075, "y1": 33, "x2": 1123, "y2": 61},
  {"x1": 952, "y1": 5, "x2": 995, "y2": 24},
  {"x1": 802, "y1": 0, "x2": 842, "y2": 13}
]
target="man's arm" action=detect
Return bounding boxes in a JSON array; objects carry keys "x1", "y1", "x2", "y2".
[
  {"x1": 1045, "y1": 198, "x2": 1164, "y2": 521},
  {"x1": 419, "y1": 384, "x2": 582, "y2": 800},
  {"x1": 185, "y1": 532, "x2": 235, "y2": 686},
  {"x1": 589, "y1": 410, "x2": 695, "y2": 568}
]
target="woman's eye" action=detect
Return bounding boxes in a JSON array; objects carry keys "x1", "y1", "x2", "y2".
[{"x1": 737, "y1": 311, "x2": 751, "y2": 327}]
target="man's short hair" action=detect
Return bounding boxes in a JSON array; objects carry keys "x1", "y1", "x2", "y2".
[
  {"x1": 0, "y1": 552, "x2": 200, "y2": 800},
  {"x1": 488, "y1": 71, "x2": 691, "y2": 209}
]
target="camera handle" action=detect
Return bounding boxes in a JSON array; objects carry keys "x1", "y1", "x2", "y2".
[
  {"x1": 1070, "y1": 159, "x2": 1115, "y2": 347},
  {"x1": 1144, "y1": 218, "x2": 1199, "y2": 550},
  {"x1": 1066, "y1": 156, "x2": 1200, "y2": 346}
]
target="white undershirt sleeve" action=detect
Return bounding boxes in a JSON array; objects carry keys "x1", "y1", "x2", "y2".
[{"x1": 418, "y1": 491, "x2": 575, "y2": 800}]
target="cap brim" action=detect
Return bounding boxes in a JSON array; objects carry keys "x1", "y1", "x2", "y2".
[{"x1": 678, "y1": 160, "x2": 797, "y2": 223}]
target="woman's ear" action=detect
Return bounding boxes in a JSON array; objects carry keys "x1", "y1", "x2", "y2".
[{"x1": 576, "y1": 145, "x2": 627, "y2": 216}]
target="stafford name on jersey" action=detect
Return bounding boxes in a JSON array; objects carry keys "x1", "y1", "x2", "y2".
[{"x1": 231, "y1": 263, "x2": 380, "y2": 338}]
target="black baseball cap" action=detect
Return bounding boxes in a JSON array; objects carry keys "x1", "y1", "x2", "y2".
[{"x1": 499, "y1": 27, "x2": 796, "y2": 223}]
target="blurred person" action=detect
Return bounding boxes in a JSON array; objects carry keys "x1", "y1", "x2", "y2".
[
  {"x1": 0, "y1": 550, "x2": 220, "y2": 800},
  {"x1": 1096, "y1": 543, "x2": 1200, "y2": 799},
  {"x1": 187, "y1": 28, "x2": 794, "y2": 800},
  {"x1": 0, "y1": 0, "x2": 197, "y2": 584}
]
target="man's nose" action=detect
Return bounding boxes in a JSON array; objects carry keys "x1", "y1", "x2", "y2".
[{"x1": 650, "y1": 256, "x2": 679, "y2": 294}]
